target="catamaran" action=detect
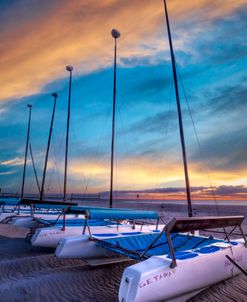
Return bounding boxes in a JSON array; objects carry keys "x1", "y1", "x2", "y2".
[
  {"x1": 95, "y1": 216, "x2": 247, "y2": 302},
  {"x1": 30, "y1": 206, "x2": 164, "y2": 249}
]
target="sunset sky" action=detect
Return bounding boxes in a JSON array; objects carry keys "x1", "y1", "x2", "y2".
[{"x1": 0, "y1": 0, "x2": 246, "y2": 200}]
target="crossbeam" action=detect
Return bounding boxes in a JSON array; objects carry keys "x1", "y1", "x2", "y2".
[
  {"x1": 19, "y1": 198, "x2": 77, "y2": 206},
  {"x1": 165, "y1": 216, "x2": 244, "y2": 234}
]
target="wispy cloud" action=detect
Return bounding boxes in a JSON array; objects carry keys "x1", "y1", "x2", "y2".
[
  {"x1": 104, "y1": 185, "x2": 247, "y2": 200},
  {"x1": 0, "y1": 171, "x2": 16, "y2": 176},
  {"x1": 1, "y1": 157, "x2": 24, "y2": 166}
]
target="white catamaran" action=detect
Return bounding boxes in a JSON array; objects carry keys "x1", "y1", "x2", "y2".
[{"x1": 98, "y1": 216, "x2": 247, "y2": 302}]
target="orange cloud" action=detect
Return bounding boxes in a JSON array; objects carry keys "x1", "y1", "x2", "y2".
[
  {"x1": 1, "y1": 157, "x2": 25, "y2": 166},
  {"x1": 42, "y1": 153, "x2": 247, "y2": 194},
  {"x1": 0, "y1": 0, "x2": 246, "y2": 101}
]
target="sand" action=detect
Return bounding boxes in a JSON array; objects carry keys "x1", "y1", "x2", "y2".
[{"x1": 1, "y1": 201, "x2": 247, "y2": 301}]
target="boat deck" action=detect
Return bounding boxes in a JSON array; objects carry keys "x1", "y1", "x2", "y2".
[{"x1": 95, "y1": 233, "x2": 238, "y2": 260}]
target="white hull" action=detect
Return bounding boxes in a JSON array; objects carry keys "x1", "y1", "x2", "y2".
[
  {"x1": 56, "y1": 234, "x2": 121, "y2": 259},
  {"x1": 31, "y1": 225, "x2": 85, "y2": 247},
  {"x1": 33, "y1": 224, "x2": 164, "y2": 249},
  {"x1": 55, "y1": 225, "x2": 165, "y2": 259},
  {"x1": 119, "y1": 239, "x2": 247, "y2": 302}
]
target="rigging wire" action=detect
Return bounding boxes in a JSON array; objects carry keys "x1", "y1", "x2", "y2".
[
  {"x1": 114, "y1": 75, "x2": 177, "y2": 212},
  {"x1": 69, "y1": 119, "x2": 88, "y2": 189},
  {"x1": 51, "y1": 138, "x2": 64, "y2": 195},
  {"x1": 65, "y1": 103, "x2": 112, "y2": 199},
  {"x1": 175, "y1": 63, "x2": 233, "y2": 251},
  {"x1": 46, "y1": 129, "x2": 64, "y2": 196},
  {"x1": 81, "y1": 106, "x2": 112, "y2": 198},
  {"x1": 16, "y1": 173, "x2": 23, "y2": 197},
  {"x1": 175, "y1": 62, "x2": 222, "y2": 215},
  {"x1": 115, "y1": 99, "x2": 140, "y2": 207},
  {"x1": 29, "y1": 143, "x2": 41, "y2": 193},
  {"x1": 175, "y1": 63, "x2": 233, "y2": 255},
  {"x1": 147, "y1": 76, "x2": 175, "y2": 210}
]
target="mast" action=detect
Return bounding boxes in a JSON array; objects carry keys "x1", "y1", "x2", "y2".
[
  {"x1": 163, "y1": 0, "x2": 193, "y2": 217},
  {"x1": 109, "y1": 29, "x2": 120, "y2": 208},
  {"x1": 20, "y1": 104, "x2": 32, "y2": 198},
  {"x1": 39, "y1": 93, "x2": 58, "y2": 201},
  {"x1": 64, "y1": 66, "x2": 73, "y2": 201}
]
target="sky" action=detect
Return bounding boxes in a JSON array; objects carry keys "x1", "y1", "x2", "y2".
[{"x1": 0, "y1": 0, "x2": 247, "y2": 200}]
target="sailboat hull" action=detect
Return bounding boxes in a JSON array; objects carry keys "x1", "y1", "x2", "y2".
[
  {"x1": 119, "y1": 239, "x2": 247, "y2": 302},
  {"x1": 32, "y1": 224, "x2": 129, "y2": 248},
  {"x1": 55, "y1": 225, "x2": 165, "y2": 259},
  {"x1": 56, "y1": 234, "x2": 117, "y2": 259},
  {"x1": 31, "y1": 226, "x2": 85, "y2": 247}
]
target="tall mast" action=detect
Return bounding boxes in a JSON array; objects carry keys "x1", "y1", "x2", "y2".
[
  {"x1": 40, "y1": 93, "x2": 58, "y2": 201},
  {"x1": 163, "y1": 0, "x2": 192, "y2": 217},
  {"x1": 109, "y1": 29, "x2": 121, "y2": 208},
  {"x1": 64, "y1": 66, "x2": 73, "y2": 201},
  {"x1": 20, "y1": 104, "x2": 32, "y2": 198}
]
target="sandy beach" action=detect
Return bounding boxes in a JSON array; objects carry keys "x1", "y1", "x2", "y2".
[{"x1": 1, "y1": 201, "x2": 247, "y2": 301}]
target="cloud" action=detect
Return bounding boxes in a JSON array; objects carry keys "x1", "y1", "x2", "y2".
[
  {"x1": 100, "y1": 185, "x2": 247, "y2": 200},
  {"x1": 1, "y1": 0, "x2": 246, "y2": 101},
  {"x1": 1, "y1": 157, "x2": 24, "y2": 166},
  {"x1": 208, "y1": 83, "x2": 247, "y2": 114},
  {"x1": 190, "y1": 79, "x2": 247, "y2": 173},
  {"x1": 195, "y1": 7, "x2": 247, "y2": 65},
  {"x1": 192, "y1": 128, "x2": 247, "y2": 173},
  {"x1": 214, "y1": 185, "x2": 247, "y2": 195},
  {"x1": 0, "y1": 171, "x2": 16, "y2": 176}
]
